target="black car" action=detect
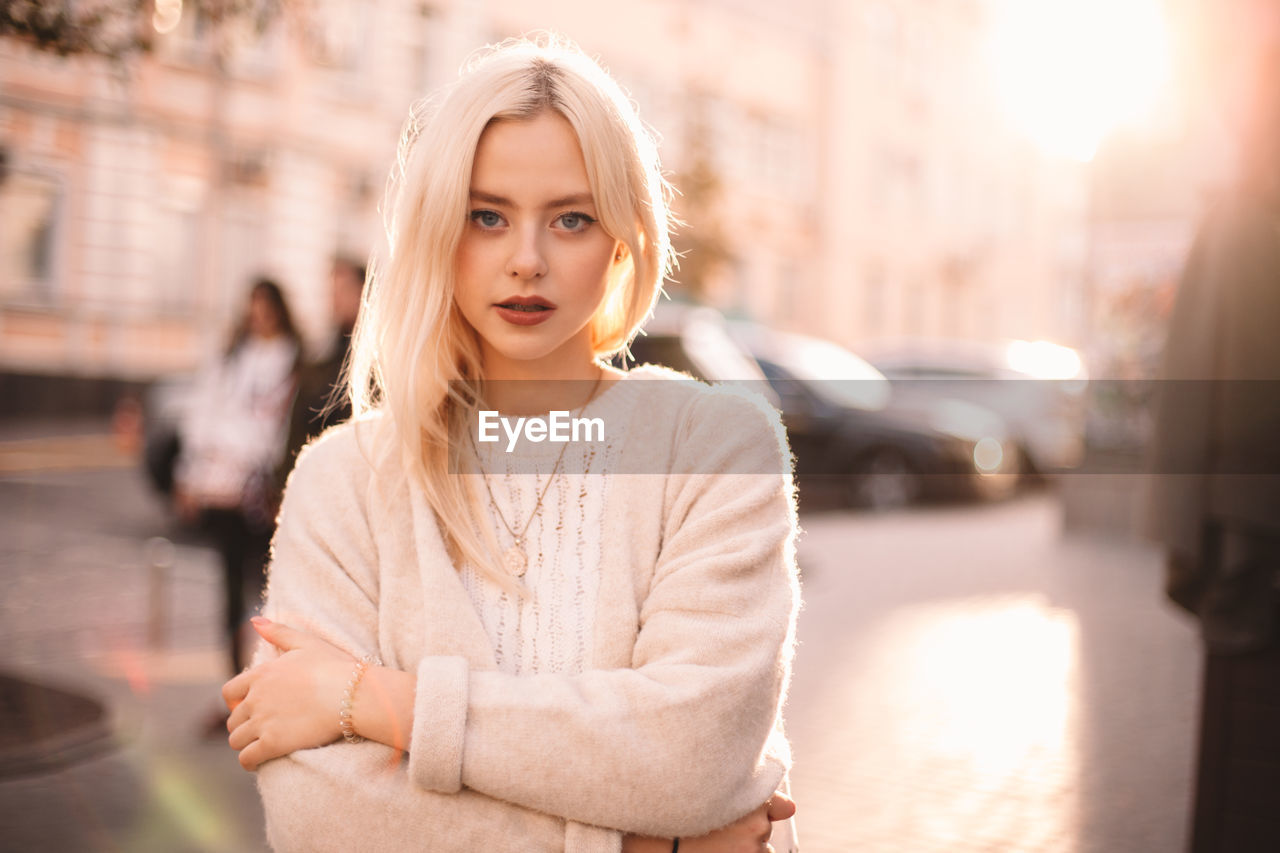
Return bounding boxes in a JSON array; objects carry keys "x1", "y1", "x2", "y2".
[
  {"x1": 731, "y1": 325, "x2": 1019, "y2": 509},
  {"x1": 862, "y1": 337, "x2": 1088, "y2": 476},
  {"x1": 618, "y1": 302, "x2": 772, "y2": 387}
]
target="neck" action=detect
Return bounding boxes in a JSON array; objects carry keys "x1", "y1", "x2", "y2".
[
  {"x1": 478, "y1": 336, "x2": 606, "y2": 414},
  {"x1": 480, "y1": 363, "x2": 604, "y2": 415}
]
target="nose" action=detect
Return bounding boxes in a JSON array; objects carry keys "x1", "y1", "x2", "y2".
[{"x1": 505, "y1": 226, "x2": 547, "y2": 279}]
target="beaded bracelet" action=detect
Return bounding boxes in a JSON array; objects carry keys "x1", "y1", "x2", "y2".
[{"x1": 339, "y1": 654, "x2": 381, "y2": 744}]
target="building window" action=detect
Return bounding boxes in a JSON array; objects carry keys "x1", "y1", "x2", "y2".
[{"x1": 0, "y1": 170, "x2": 61, "y2": 306}]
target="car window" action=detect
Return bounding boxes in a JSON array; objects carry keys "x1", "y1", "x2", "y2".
[{"x1": 625, "y1": 315, "x2": 766, "y2": 384}]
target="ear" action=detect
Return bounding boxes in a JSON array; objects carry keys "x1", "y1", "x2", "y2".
[{"x1": 613, "y1": 242, "x2": 628, "y2": 264}]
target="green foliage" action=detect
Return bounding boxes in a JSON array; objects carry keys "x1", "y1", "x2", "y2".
[
  {"x1": 0, "y1": 0, "x2": 150, "y2": 58},
  {"x1": 0, "y1": 0, "x2": 286, "y2": 61}
]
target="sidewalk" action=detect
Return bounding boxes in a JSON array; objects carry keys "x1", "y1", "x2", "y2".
[
  {"x1": 0, "y1": 424, "x2": 1204, "y2": 851},
  {"x1": 787, "y1": 493, "x2": 1200, "y2": 853},
  {"x1": 0, "y1": 425, "x2": 268, "y2": 852}
]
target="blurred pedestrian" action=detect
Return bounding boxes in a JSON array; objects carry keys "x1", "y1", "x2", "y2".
[
  {"x1": 275, "y1": 255, "x2": 365, "y2": 491},
  {"x1": 174, "y1": 277, "x2": 301, "y2": 703},
  {"x1": 1144, "y1": 35, "x2": 1280, "y2": 853}
]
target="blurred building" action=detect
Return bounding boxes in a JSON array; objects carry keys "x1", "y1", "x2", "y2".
[
  {"x1": 0, "y1": 1, "x2": 437, "y2": 395},
  {"x1": 820, "y1": 0, "x2": 1094, "y2": 350},
  {"x1": 1, "y1": 0, "x2": 1128, "y2": 409}
]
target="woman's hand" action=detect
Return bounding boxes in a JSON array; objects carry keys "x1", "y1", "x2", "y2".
[
  {"x1": 222, "y1": 617, "x2": 354, "y2": 771},
  {"x1": 622, "y1": 791, "x2": 796, "y2": 853}
]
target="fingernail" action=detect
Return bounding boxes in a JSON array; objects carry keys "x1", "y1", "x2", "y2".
[{"x1": 251, "y1": 616, "x2": 270, "y2": 627}]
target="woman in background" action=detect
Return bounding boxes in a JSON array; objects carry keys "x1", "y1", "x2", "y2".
[{"x1": 176, "y1": 277, "x2": 300, "y2": 684}]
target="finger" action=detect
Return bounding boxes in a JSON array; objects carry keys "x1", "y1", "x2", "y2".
[
  {"x1": 226, "y1": 693, "x2": 252, "y2": 732},
  {"x1": 228, "y1": 719, "x2": 257, "y2": 752},
  {"x1": 237, "y1": 739, "x2": 266, "y2": 772},
  {"x1": 766, "y1": 792, "x2": 796, "y2": 822},
  {"x1": 222, "y1": 670, "x2": 253, "y2": 708},
  {"x1": 250, "y1": 616, "x2": 303, "y2": 652}
]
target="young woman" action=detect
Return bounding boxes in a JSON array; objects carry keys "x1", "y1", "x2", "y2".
[
  {"x1": 222, "y1": 36, "x2": 801, "y2": 852},
  {"x1": 176, "y1": 277, "x2": 300, "y2": 680}
]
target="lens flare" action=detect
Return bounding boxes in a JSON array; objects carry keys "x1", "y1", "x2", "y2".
[{"x1": 987, "y1": 0, "x2": 1173, "y2": 160}]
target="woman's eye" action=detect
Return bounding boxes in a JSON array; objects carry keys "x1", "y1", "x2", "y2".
[
  {"x1": 556, "y1": 212, "x2": 596, "y2": 232},
  {"x1": 470, "y1": 210, "x2": 504, "y2": 229}
]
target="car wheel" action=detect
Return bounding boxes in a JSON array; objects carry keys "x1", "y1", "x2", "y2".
[{"x1": 848, "y1": 447, "x2": 921, "y2": 510}]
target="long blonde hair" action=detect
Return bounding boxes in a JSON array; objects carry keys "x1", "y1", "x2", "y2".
[{"x1": 346, "y1": 35, "x2": 674, "y2": 587}]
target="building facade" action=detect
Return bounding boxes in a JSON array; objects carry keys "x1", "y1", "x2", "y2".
[{"x1": 1, "y1": 0, "x2": 1106, "y2": 401}]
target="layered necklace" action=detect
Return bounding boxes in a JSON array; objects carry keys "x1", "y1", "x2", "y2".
[{"x1": 466, "y1": 371, "x2": 603, "y2": 577}]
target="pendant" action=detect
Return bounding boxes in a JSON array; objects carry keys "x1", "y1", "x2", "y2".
[{"x1": 503, "y1": 546, "x2": 528, "y2": 577}]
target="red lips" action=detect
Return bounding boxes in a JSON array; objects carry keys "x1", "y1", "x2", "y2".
[
  {"x1": 495, "y1": 295, "x2": 556, "y2": 309},
  {"x1": 494, "y1": 295, "x2": 556, "y2": 326}
]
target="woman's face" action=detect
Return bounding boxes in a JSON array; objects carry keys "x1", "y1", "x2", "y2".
[
  {"x1": 453, "y1": 110, "x2": 624, "y2": 380},
  {"x1": 248, "y1": 289, "x2": 282, "y2": 338}
]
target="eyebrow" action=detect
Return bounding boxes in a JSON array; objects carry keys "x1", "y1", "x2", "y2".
[{"x1": 469, "y1": 189, "x2": 596, "y2": 208}]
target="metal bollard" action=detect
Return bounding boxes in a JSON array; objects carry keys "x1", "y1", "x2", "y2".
[{"x1": 144, "y1": 536, "x2": 176, "y2": 649}]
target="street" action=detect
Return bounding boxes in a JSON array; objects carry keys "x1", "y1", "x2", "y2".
[
  {"x1": 788, "y1": 494, "x2": 1199, "y2": 852},
  {"x1": 0, "y1": 433, "x2": 1200, "y2": 852}
]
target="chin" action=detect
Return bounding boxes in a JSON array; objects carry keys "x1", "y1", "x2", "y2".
[{"x1": 488, "y1": 339, "x2": 567, "y2": 366}]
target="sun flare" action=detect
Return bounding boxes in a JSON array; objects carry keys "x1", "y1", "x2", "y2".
[{"x1": 987, "y1": 0, "x2": 1174, "y2": 161}]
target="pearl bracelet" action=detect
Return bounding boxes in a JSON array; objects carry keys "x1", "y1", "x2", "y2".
[{"x1": 339, "y1": 654, "x2": 381, "y2": 744}]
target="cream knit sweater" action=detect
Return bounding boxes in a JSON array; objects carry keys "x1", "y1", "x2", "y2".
[
  {"x1": 459, "y1": 375, "x2": 641, "y2": 678},
  {"x1": 254, "y1": 366, "x2": 800, "y2": 852}
]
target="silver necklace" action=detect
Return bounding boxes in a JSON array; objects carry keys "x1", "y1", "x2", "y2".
[{"x1": 466, "y1": 372, "x2": 603, "y2": 577}]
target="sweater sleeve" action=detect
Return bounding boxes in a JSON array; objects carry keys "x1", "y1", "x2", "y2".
[
  {"x1": 254, "y1": 429, "x2": 381, "y2": 656},
  {"x1": 255, "y1": 426, "x2": 623, "y2": 853},
  {"x1": 408, "y1": 388, "x2": 801, "y2": 838}
]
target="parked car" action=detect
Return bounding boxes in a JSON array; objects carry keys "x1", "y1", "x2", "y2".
[
  {"x1": 862, "y1": 337, "x2": 1089, "y2": 476},
  {"x1": 617, "y1": 302, "x2": 776, "y2": 397},
  {"x1": 729, "y1": 324, "x2": 1020, "y2": 509}
]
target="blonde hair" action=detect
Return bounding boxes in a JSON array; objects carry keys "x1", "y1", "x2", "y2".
[{"x1": 346, "y1": 34, "x2": 674, "y2": 588}]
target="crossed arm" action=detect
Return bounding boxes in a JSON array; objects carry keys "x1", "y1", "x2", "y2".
[{"x1": 223, "y1": 618, "x2": 794, "y2": 852}]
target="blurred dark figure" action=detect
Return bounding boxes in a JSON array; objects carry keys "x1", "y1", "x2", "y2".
[
  {"x1": 276, "y1": 256, "x2": 366, "y2": 489},
  {"x1": 1144, "y1": 38, "x2": 1280, "y2": 853},
  {"x1": 174, "y1": 278, "x2": 301, "y2": 693}
]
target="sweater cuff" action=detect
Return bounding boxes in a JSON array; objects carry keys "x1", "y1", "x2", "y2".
[
  {"x1": 565, "y1": 821, "x2": 624, "y2": 853},
  {"x1": 407, "y1": 655, "x2": 469, "y2": 793}
]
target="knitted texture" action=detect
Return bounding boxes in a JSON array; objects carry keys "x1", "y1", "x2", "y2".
[
  {"x1": 254, "y1": 365, "x2": 800, "y2": 852},
  {"x1": 461, "y1": 377, "x2": 640, "y2": 676}
]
